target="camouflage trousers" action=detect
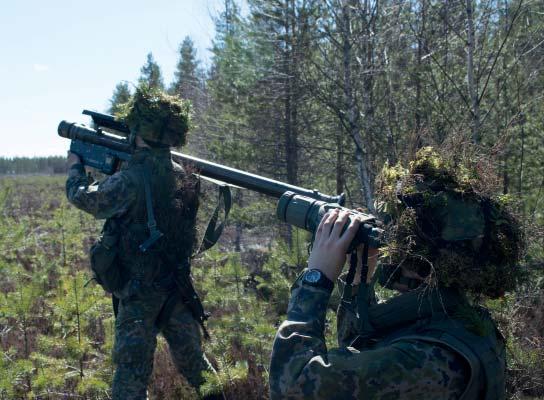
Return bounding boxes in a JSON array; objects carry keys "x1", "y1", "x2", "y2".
[{"x1": 111, "y1": 288, "x2": 214, "y2": 400}]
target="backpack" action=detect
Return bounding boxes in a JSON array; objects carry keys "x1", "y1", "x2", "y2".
[{"x1": 89, "y1": 218, "x2": 127, "y2": 293}]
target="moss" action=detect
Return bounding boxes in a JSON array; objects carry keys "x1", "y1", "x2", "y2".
[
  {"x1": 376, "y1": 147, "x2": 524, "y2": 299},
  {"x1": 117, "y1": 84, "x2": 192, "y2": 147},
  {"x1": 375, "y1": 163, "x2": 409, "y2": 221},
  {"x1": 410, "y1": 146, "x2": 447, "y2": 176}
]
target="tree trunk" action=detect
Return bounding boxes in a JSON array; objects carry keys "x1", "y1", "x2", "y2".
[
  {"x1": 284, "y1": 0, "x2": 299, "y2": 185},
  {"x1": 414, "y1": 0, "x2": 427, "y2": 148},
  {"x1": 383, "y1": 47, "x2": 398, "y2": 164},
  {"x1": 342, "y1": 0, "x2": 375, "y2": 212},
  {"x1": 336, "y1": 124, "x2": 346, "y2": 195},
  {"x1": 342, "y1": 0, "x2": 374, "y2": 212},
  {"x1": 466, "y1": 0, "x2": 480, "y2": 143}
]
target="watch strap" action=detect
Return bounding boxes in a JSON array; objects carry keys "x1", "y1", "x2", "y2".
[{"x1": 303, "y1": 269, "x2": 334, "y2": 292}]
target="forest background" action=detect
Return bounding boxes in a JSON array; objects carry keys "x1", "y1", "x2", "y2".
[{"x1": 1, "y1": 0, "x2": 543, "y2": 399}]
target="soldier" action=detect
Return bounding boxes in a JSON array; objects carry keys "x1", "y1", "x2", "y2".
[
  {"x1": 66, "y1": 86, "x2": 218, "y2": 399},
  {"x1": 269, "y1": 148, "x2": 523, "y2": 399}
]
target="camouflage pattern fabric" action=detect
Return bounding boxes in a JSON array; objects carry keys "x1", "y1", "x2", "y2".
[
  {"x1": 269, "y1": 275, "x2": 469, "y2": 400},
  {"x1": 112, "y1": 289, "x2": 213, "y2": 399},
  {"x1": 66, "y1": 163, "x2": 138, "y2": 219},
  {"x1": 66, "y1": 149, "x2": 214, "y2": 399}
]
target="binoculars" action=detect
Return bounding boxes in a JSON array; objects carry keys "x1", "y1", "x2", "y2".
[{"x1": 277, "y1": 191, "x2": 383, "y2": 251}]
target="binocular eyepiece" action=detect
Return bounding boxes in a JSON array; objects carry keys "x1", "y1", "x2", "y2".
[{"x1": 277, "y1": 191, "x2": 383, "y2": 251}]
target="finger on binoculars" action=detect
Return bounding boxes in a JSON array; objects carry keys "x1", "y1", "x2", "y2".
[
  {"x1": 339, "y1": 215, "x2": 361, "y2": 247},
  {"x1": 330, "y1": 210, "x2": 350, "y2": 238},
  {"x1": 318, "y1": 209, "x2": 339, "y2": 235}
]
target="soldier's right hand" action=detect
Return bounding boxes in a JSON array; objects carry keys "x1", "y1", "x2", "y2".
[{"x1": 308, "y1": 209, "x2": 362, "y2": 282}]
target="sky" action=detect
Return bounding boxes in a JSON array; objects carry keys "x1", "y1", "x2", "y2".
[{"x1": 0, "y1": 0, "x2": 227, "y2": 158}]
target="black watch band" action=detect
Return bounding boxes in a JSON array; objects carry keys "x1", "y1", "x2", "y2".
[{"x1": 302, "y1": 269, "x2": 334, "y2": 292}]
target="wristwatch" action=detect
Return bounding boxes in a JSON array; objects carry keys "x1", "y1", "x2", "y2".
[{"x1": 302, "y1": 269, "x2": 334, "y2": 292}]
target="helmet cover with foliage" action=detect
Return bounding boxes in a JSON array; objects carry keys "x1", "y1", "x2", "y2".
[
  {"x1": 117, "y1": 84, "x2": 192, "y2": 147},
  {"x1": 375, "y1": 147, "x2": 524, "y2": 299}
]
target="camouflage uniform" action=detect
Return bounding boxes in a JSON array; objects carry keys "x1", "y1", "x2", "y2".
[
  {"x1": 269, "y1": 272, "x2": 505, "y2": 399},
  {"x1": 270, "y1": 148, "x2": 516, "y2": 400},
  {"x1": 67, "y1": 147, "x2": 214, "y2": 399}
]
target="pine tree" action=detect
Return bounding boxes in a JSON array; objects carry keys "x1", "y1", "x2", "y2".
[
  {"x1": 170, "y1": 36, "x2": 208, "y2": 154},
  {"x1": 138, "y1": 52, "x2": 165, "y2": 90},
  {"x1": 170, "y1": 36, "x2": 202, "y2": 103},
  {"x1": 108, "y1": 82, "x2": 131, "y2": 115},
  {"x1": 206, "y1": 0, "x2": 256, "y2": 168}
]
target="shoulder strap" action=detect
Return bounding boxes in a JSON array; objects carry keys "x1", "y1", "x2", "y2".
[
  {"x1": 138, "y1": 164, "x2": 164, "y2": 252},
  {"x1": 196, "y1": 184, "x2": 232, "y2": 254},
  {"x1": 136, "y1": 162, "x2": 231, "y2": 254},
  {"x1": 340, "y1": 245, "x2": 376, "y2": 344}
]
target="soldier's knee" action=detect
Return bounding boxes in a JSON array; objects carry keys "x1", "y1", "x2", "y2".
[{"x1": 113, "y1": 332, "x2": 155, "y2": 368}]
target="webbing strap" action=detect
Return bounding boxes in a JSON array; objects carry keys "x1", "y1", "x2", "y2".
[
  {"x1": 197, "y1": 184, "x2": 232, "y2": 254},
  {"x1": 356, "y1": 243, "x2": 373, "y2": 335},
  {"x1": 139, "y1": 165, "x2": 164, "y2": 252},
  {"x1": 340, "y1": 245, "x2": 376, "y2": 345},
  {"x1": 341, "y1": 251, "x2": 358, "y2": 303}
]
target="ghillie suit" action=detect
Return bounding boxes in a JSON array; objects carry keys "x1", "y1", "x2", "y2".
[
  {"x1": 67, "y1": 85, "x2": 218, "y2": 400},
  {"x1": 375, "y1": 146, "x2": 524, "y2": 299}
]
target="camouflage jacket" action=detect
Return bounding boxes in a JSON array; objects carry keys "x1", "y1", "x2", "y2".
[
  {"x1": 269, "y1": 272, "x2": 504, "y2": 400},
  {"x1": 66, "y1": 152, "x2": 147, "y2": 220},
  {"x1": 66, "y1": 148, "x2": 197, "y2": 286}
]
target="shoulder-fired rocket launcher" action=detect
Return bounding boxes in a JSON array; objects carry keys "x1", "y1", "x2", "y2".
[{"x1": 58, "y1": 110, "x2": 382, "y2": 251}]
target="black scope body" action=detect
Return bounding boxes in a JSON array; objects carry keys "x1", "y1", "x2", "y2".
[
  {"x1": 277, "y1": 192, "x2": 383, "y2": 251},
  {"x1": 58, "y1": 121, "x2": 132, "y2": 153}
]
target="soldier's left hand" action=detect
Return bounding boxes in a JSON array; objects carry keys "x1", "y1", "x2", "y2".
[{"x1": 67, "y1": 151, "x2": 81, "y2": 168}]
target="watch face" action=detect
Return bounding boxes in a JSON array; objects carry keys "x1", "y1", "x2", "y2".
[{"x1": 304, "y1": 269, "x2": 321, "y2": 284}]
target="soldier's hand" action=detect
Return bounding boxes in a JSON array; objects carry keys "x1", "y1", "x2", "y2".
[
  {"x1": 308, "y1": 209, "x2": 362, "y2": 282},
  {"x1": 67, "y1": 151, "x2": 81, "y2": 168}
]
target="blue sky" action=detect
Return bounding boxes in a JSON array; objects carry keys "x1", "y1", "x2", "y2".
[{"x1": 0, "y1": 0, "x2": 226, "y2": 157}]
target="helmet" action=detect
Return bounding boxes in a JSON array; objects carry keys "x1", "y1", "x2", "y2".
[
  {"x1": 118, "y1": 85, "x2": 192, "y2": 147},
  {"x1": 375, "y1": 147, "x2": 524, "y2": 298}
]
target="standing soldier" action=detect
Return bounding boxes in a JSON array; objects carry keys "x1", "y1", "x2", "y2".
[
  {"x1": 66, "y1": 86, "x2": 219, "y2": 399},
  {"x1": 270, "y1": 148, "x2": 523, "y2": 399}
]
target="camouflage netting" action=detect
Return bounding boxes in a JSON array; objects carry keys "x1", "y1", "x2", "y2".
[
  {"x1": 375, "y1": 147, "x2": 524, "y2": 299},
  {"x1": 117, "y1": 84, "x2": 192, "y2": 147}
]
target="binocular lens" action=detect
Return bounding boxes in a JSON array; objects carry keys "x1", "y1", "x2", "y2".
[{"x1": 277, "y1": 191, "x2": 383, "y2": 250}]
